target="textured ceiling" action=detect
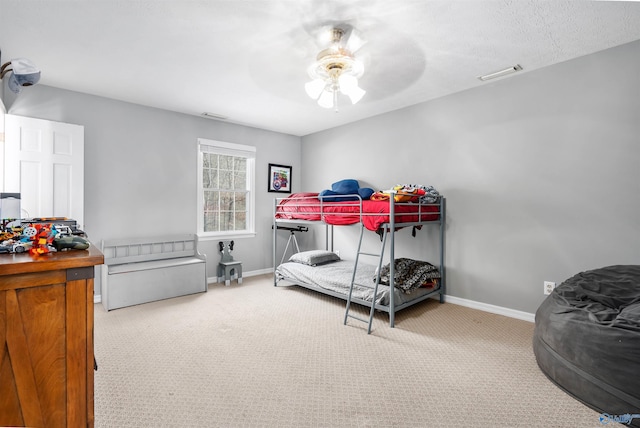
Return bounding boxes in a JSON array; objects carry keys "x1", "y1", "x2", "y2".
[{"x1": 1, "y1": 1, "x2": 640, "y2": 136}]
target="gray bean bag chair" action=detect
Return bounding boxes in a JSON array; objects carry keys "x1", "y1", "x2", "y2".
[{"x1": 533, "y1": 265, "x2": 640, "y2": 427}]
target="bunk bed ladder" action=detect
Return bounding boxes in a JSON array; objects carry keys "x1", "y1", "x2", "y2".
[{"x1": 344, "y1": 224, "x2": 388, "y2": 334}]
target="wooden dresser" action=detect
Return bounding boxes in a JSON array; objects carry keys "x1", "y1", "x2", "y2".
[{"x1": 0, "y1": 245, "x2": 103, "y2": 427}]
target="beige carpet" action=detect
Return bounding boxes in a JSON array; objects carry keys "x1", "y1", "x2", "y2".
[{"x1": 94, "y1": 274, "x2": 603, "y2": 427}]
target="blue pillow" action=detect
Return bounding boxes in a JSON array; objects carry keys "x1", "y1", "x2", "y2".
[
  {"x1": 331, "y1": 179, "x2": 359, "y2": 194},
  {"x1": 319, "y1": 179, "x2": 370, "y2": 202}
]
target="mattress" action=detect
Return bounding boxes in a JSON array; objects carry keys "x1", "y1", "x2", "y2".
[
  {"x1": 275, "y1": 192, "x2": 440, "y2": 231},
  {"x1": 533, "y1": 265, "x2": 640, "y2": 426},
  {"x1": 275, "y1": 259, "x2": 437, "y2": 307}
]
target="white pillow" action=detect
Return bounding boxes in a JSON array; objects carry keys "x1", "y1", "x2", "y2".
[{"x1": 288, "y1": 250, "x2": 340, "y2": 266}]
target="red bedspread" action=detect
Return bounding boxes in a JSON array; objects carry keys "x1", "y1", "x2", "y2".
[{"x1": 275, "y1": 193, "x2": 440, "y2": 231}]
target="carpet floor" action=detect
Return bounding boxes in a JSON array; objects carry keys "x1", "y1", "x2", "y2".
[{"x1": 94, "y1": 274, "x2": 604, "y2": 427}]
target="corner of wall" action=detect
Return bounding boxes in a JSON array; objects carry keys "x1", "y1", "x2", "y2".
[
  {"x1": 0, "y1": 77, "x2": 17, "y2": 112},
  {"x1": 0, "y1": 72, "x2": 7, "y2": 113}
]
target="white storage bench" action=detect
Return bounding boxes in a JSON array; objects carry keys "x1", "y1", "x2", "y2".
[{"x1": 101, "y1": 234, "x2": 207, "y2": 311}]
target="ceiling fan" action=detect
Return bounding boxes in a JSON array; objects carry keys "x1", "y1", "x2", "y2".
[
  {"x1": 304, "y1": 24, "x2": 367, "y2": 111},
  {"x1": 246, "y1": 7, "x2": 426, "y2": 109}
]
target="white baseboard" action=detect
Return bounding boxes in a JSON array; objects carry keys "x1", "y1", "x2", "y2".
[
  {"x1": 211, "y1": 267, "x2": 273, "y2": 284},
  {"x1": 444, "y1": 295, "x2": 535, "y2": 323}
]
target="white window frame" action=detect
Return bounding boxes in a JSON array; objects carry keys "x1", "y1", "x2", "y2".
[{"x1": 197, "y1": 138, "x2": 256, "y2": 240}]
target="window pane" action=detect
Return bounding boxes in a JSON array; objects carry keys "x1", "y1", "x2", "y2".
[
  {"x1": 234, "y1": 157, "x2": 246, "y2": 171},
  {"x1": 233, "y1": 170, "x2": 246, "y2": 190},
  {"x1": 235, "y1": 212, "x2": 246, "y2": 230},
  {"x1": 203, "y1": 168, "x2": 218, "y2": 189},
  {"x1": 235, "y1": 192, "x2": 247, "y2": 211},
  {"x1": 220, "y1": 191, "x2": 234, "y2": 210},
  {"x1": 204, "y1": 211, "x2": 219, "y2": 232},
  {"x1": 220, "y1": 211, "x2": 234, "y2": 231},
  {"x1": 219, "y1": 170, "x2": 232, "y2": 189},
  {"x1": 234, "y1": 157, "x2": 245, "y2": 168},
  {"x1": 204, "y1": 190, "x2": 219, "y2": 211},
  {"x1": 219, "y1": 155, "x2": 233, "y2": 170},
  {"x1": 203, "y1": 153, "x2": 217, "y2": 169},
  {"x1": 211, "y1": 169, "x2": 219, "y2": 188}
]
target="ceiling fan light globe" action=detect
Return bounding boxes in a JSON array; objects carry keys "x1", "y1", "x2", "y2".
[
  {"x1": 305, "y1": 79, "x2": 325, "y2": 99},
  {"x1": 339, "y1": 74, "x2": 365, "y2": 104},
  {"x1": 347, "y1": 87, "x2": 365, "y2": 104},
  {"x1": 338, "y1": 74, "x2": 357, "y2": 92},
  {"x1": 317, "y1": 90, "x2": 334, "y2": 109}
]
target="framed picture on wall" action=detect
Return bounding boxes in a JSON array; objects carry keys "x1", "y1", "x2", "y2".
[{"x1": 268, "y1": 163, "x2": 292, "y2": 193}]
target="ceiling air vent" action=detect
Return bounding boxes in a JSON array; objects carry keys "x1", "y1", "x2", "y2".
[
  {"x1": 201, "y1": 112, "x2": 228, "y2": 120},
  {"x1": 478, "y1": 64, "x2": 522, "y2": 81}
]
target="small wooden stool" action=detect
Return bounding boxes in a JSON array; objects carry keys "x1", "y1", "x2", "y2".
[{"x1": 218, "y1": 240, "x2": 242, "y2": 286}]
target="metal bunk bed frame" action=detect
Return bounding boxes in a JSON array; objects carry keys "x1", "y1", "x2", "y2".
[{"x1": 272, "y1": 192, "x2": 446, "y2": 329}]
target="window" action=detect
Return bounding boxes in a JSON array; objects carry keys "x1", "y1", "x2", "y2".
[{"x1": 197, "y1": 138, "x2": 256, "y2": 239}]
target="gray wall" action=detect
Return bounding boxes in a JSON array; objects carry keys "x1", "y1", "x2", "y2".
[
  {"x1": 301, "y1": 40, "x2": 640, "y2": 314},
  {"x1": 7, "y1": 86, "x2": 302, "y2": 291},
  {"x1": 4, "y1": 40, "x2": 639, "y2": 314}
]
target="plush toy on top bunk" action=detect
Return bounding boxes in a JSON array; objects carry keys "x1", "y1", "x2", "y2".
[{"x1": 371, "y1": 184, "x2": 440, "y2": 203}]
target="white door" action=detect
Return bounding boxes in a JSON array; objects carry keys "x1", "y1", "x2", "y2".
[{"x1": 3, "y1": 114, "x2": 84, "y2": 228}]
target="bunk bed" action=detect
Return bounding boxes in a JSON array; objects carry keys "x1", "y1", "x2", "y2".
[{"x1": 272, "y1": 190, "x2": 445, "y2": 332}]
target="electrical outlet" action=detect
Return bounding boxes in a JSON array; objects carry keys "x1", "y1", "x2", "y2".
[{"x1": 544, "y1": 281, "x2": 556, "y2": 295}]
